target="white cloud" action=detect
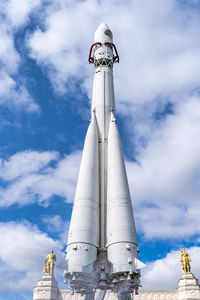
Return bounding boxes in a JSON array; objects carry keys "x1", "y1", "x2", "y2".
[
  {"x1": 0, "y1": 71, "x2": 39, "y2": 111},
  {"x1": 141, "y1": 246, "x2": 200, "y2": 289},
  {"x1": 0, "y1": 150, "x2": 58, "y2": 181},
  {"x1": 0, "y1": 221, "x2": 64, "y2": 293},
  {"x1": 42, "y1": 215, "x2": 69, "y2": 246},
  {"x1": 42, "y1": 215, "x2": 65, "y2": 232},
  {"x1": 5, "y1": 0, "x2": 41, "y2": 27},
  {"x1": 126, "y1": 96, "x2": 200, "y2": 240},
  {"x1": 0, "y1": 150, "x2": 81, "y2": 207},
  {"x1": 28, "y1": 1, "x2": 93, "y2": 93},
  {"x1": 0, "y1": 29, "x2": 19, "y2": 74},
  {"x1": 0, "y1": 0, "x2": 42, "y2": 112}
]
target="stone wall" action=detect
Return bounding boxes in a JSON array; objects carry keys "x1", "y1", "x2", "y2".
[
  {"x1": 58, "y1": 290, "x2": 178, "y2": 300},
  {"x1": 134, "y1": 290, "x2": 178, "y2": 300}
]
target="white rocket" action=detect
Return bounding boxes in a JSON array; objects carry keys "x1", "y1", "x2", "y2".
[{"x1": 64, "y1": 24, "x2": 144, "y2": 299}]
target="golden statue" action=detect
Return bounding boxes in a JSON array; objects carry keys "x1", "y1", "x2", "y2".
[
  {"x1": 43, "y1": 249, "x2": 56, "y2": 275},
  {"x1": 180, "y1": 248, "x2": 191, "y2": 274}
]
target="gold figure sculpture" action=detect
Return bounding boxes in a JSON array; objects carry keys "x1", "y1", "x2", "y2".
[
  {"x1": 180, "y1": 248, "x2": 191, "y2": 274},
  {"x1": 43, "y1": 249, "x2": 56, "y2": 275}
]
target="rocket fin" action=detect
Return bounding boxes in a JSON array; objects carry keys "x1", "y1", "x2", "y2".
[
  {"x1": 65, "y1": 113, "x2": 99, "y2": 273},
  {"x1": 135, "y1": 258, "x2": 146, "y2": 270},
  {"x1": 107, "y1": 112, "x2": 138, "y2": 274}
]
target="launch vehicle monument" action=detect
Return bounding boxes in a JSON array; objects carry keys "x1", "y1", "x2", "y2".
[{"x1": 64, "y1": 23, "x2": 144, "y2": 300}]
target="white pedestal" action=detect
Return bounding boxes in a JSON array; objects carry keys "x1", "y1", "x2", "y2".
[
  {"x1": 178, "y1": 273, "x2": 200, "y2": 300},
  {"x1": 33, "y1": 275, "x2": 59, "y2": 300},
  {"x1": 32, "y1": 273, "x2": 200, "y2": 300}
]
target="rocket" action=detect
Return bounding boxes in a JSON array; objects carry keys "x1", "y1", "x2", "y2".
[{"x1": 64, "y1": 24, "x2": 144, "y2": 299}]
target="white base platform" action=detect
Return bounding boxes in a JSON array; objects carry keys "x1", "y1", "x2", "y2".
[{"x1": 33, "y1": 273, "x2": 200, "y2": 300}]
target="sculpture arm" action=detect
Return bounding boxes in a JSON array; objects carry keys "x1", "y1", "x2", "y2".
[{"x1": 45, "y1": 255, "x2": 49, "y2": 263}]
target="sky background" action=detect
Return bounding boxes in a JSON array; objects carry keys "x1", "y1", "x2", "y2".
[{"x1": 0, "y1": 0, "x2": 200, "y2": 299}]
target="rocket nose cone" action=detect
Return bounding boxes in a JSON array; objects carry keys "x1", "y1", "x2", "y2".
[{"x1": 94, "y1": 23, "x2": 113, "y2": 43}]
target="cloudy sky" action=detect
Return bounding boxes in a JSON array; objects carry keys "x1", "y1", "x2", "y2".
[{"x1": 0, "y1": 0, "x2": 200, "y2": 299}]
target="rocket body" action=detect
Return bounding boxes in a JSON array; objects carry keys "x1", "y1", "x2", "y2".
[{"x1": 64, "y1": 24, "x2": 143, "y2": 295}]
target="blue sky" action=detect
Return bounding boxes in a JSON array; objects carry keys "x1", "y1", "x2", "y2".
[{"x1": 1, "y1": 0, "x2": 200, "y2": 299}]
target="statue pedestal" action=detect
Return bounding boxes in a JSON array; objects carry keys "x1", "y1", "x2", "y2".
[
  {"x1": 178, "y1": 273, "x2": 200, "y2": 300},
  {"x1": 33, "y1": 275, "x2": 59, "y2": 300}
]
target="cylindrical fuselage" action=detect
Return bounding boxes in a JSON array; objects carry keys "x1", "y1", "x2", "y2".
[{"x1": 92, "y1": 45, "x2": 115, "y2": 248}]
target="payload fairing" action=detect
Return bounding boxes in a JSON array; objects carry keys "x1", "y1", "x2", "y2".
[{"x1": 64, "y1": 24, "x2": 144, "y2": 299}]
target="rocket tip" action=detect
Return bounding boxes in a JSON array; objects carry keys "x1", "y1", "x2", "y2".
[
  {"x1": 98, "y1": 23, "x2": 109, "y2": 29},
  {"x1": 94, "y1": 23, "x2": 113, "y2": 43}
]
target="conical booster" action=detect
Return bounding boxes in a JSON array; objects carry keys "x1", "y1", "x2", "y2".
[
  {"x1": 107, "y1": 112, "x2": 138, "y2": 275},
  {"x1": 65, "y1": 112, "x2": 99, "y2": 274}
]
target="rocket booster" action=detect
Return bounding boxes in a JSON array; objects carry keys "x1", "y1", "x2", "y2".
[{"x1": 64, "y1": 24, "x2": 144, "y2": 296}]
